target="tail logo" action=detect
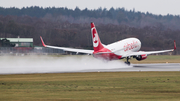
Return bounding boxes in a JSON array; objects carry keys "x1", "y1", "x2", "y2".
[{"x1": 91, "y1": 27, "x2": 99, "y2": 47}]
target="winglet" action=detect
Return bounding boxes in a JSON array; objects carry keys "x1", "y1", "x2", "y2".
[
  {"x1": 40, "y1": 36, "x2": 46, "y2": 47},
  {"x1": 174, "y1": 40, "x2": 176, "y2": 50}
]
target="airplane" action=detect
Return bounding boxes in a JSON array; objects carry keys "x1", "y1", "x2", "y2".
[{"x1": 40, "y1": 22, "x2": 176, "y2": 65}]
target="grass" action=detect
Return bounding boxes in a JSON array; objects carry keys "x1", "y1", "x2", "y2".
[{"x1": 1, "y1": 72, "x2": 180, "y2": 101}]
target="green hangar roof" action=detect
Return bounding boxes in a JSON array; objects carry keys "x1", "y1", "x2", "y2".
[{"x1": 0, "y1": 38, "x2": 33, "y2": 42}]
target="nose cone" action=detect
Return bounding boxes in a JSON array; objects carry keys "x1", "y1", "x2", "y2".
[
  {"x1": 137, "y1": 38, "x2": 141, "y2": 50},
  {"x1": 137, "y1": 38, "x2": 141, "y2": 44}
]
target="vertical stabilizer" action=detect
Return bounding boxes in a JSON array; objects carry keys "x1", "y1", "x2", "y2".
[{"x1": 91, "y1": 22, "x2": 104, "y2": 52}]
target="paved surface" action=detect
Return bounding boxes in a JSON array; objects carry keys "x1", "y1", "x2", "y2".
[
  {"x1": 1, "y1": 63, "x2": 180, "y2": 74},
  {"x1": 81, "y1": 63, "x2": 180, "y2": 72},
  {"x1": 1, "y1": 56, "x2": 180, "y2": 74}
]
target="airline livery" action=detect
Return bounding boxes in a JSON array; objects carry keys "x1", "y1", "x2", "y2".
[{"x1": 40, "y1": 22, "x2": 176, "y2": 65}]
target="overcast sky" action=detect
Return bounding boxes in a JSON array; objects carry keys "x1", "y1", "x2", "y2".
[{"x1": 0, "y1": 0, "x2": 180, "y2": 15}]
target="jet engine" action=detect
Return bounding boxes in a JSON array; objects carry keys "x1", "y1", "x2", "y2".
[{"x1": 135, "y1": 54, "x2": 147, "y2": 61}]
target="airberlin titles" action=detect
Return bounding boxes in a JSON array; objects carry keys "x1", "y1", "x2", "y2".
[{"x1": 124, "y1": 40, "x2": 139, "y2": 52}]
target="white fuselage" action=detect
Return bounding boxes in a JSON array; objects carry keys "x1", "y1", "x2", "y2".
[
  {"x1": 93, "y1": 38, "x2": 141, "y2": 60},
  {"x1": 106, "y1": 38, "x2": 141, "y2": 56}
]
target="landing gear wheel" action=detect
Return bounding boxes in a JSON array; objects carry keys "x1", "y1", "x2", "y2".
[
  {"x1": 125, "y1": 57, "x2": 131, "y2": 65},
  {"x1": 125, "y1": 61, "x2": 130, "y2": 65}
]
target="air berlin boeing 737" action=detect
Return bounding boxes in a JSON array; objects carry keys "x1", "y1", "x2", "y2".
[{"x1": 40, "y1": 22, "x2": 176, "y2": 65}]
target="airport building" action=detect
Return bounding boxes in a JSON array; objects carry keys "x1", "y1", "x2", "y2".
[
  {"x1": 0, "y1": 38, "x2": 33, "y2": 47},
  {"x1": 0, "y1": 37, "x2": 65, "y2": 55},
  {"x1": 0, "y1": 37, "x2": 33, "y2": 53}
]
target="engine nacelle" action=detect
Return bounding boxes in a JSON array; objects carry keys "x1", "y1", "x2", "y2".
[{"x1": 136, "y1": 54, "x2": 147, "y2": 61}]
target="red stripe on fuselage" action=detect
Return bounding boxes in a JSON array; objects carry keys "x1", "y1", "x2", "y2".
[{"x1": 93, "y1": 47, "x2": 122, "y2": 60}]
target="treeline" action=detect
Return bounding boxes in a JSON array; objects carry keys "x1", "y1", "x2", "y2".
[
  {"x1": 0, "y1": 15, "x2": 179, "y2": 51},
  {"x1": 0, "y1": 6, "x2": 180, "y2": 30},
  {"x1": 0, "y1": 6, "x2": 179, "y2": 51}
]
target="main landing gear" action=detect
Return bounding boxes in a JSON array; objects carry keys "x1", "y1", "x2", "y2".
[{"x1": 125, "y1": 57, "x2": 130, "y2": 65}]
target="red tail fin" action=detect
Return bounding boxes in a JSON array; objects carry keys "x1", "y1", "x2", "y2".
[{"x1": 91, "y1": 22, "x2": 104, "y2": 52}]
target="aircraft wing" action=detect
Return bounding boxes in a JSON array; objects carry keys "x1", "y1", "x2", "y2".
[
  {"x1": 96, "y1": 49, "x2": 174, "y2": 57},
  {"x1": 40, "y1": 36, "x2": 93, "y2": 54},
  {"x1": 122, "y1": 40, "x2": 176, "y2": 57},
  {"x1": 122, "y1": 49, "x2": 174, "y2": 58}
]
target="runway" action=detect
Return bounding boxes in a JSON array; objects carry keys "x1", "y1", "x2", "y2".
[
  {"x1": 1, "y1": 63, "x2": 180, "y2": 74},
  {"x1": 79, "y1": 63, "x2": 180, "y2": 72},
  {"x1": 0, "y1": 56, "x2": 180, "y2": 74}
]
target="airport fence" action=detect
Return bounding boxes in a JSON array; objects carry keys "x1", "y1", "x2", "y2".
[{"x1": 0, "y1": 47, "x2": 65, "y2": 55}]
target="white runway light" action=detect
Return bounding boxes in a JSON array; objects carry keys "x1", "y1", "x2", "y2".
[{"x1": 0, "y1": 55, "x2": 130, "y2": 74}]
